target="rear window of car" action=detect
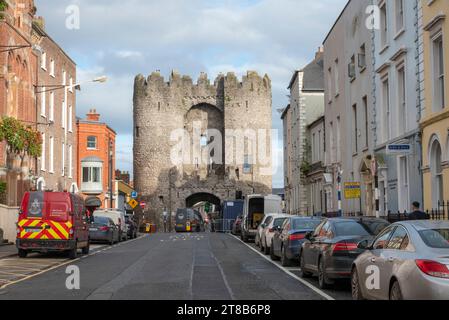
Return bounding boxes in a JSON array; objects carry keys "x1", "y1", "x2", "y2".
[
  {"x1": 292, "y1": 219, "x2": 322, "y2": 230},
  {"x1": 94, "y1": 216, "x2": 110, "y2": 225},
  {"x1": 273, "y1": 218, "x2": 287, "y2": 227},
  {"x1": 419, "y1": 229, "x2": 449, "y2": 249},
  {"x1": 334, "y1": 221, "x2": 371, "y2": 236}
]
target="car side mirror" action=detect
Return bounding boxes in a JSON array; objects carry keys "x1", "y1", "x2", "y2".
[{"x1": 357, "y1": 240, "x2": 370, "y2": 250}]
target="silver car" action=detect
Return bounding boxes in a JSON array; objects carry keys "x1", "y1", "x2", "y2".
[{"x1": 351, "y1": 221, "x2": 449, "y2": 300}]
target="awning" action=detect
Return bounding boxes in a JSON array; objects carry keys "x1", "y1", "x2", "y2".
[{"x1": 85, "y1": 196, "x2": 102, "y2": 207}]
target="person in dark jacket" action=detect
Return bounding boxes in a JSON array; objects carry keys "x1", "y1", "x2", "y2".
[{"x1": 408, "y1": 202, "x2": 428, "y2": 220}]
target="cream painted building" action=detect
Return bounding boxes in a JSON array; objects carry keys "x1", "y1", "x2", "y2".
[
  {"x1": 283, "y1": 50, "x2": 325, "y2": 215},
  {"x1": 421, "y1": 0, "x2": 449, "y2": 211}
]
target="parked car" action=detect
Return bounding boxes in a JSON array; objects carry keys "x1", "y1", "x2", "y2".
[
  {"x1": 89, "y1": 216, "x2": 120, "y2": 245},
  {"x1": 16, "y1": 191, "x2": 90, "y2": 259},
  {"x1": 299, "y1": 217, "x2": 390, "y2": 289},
  {"x1": 125, "y1": 214, "x2": 138, "y2": 239},
  {"x1": 255, "y1": 213, "x2": 280, "y2": 248},
  {"x1": 231, "y1": 215, "x2": 243, "y2": 236},
  {"x1": 271, "y1": 217, "x2": 323, "y2": 266},
  {"x1": 94, "y1": 209, "x2": 128, "y2": 241},
  {"x1": 260, "y1": 214, "x2": 290, "y2": 256},
  {"x1": 351, "y1": 220, "x2": 449, "y2": 300},
  {"x1": 241, "y1": 194, "x2": 282, "y2": 242}
]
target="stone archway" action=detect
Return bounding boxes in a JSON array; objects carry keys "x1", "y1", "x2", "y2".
[{"x1": 185, "y1": 192, "x2": 221, "y2": 209}]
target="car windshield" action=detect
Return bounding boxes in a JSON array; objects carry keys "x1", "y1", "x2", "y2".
[
  {"x1": 419, "y1": 229, "x2": 449, "y2": 249},
  {"x1": 291, "y1": 219, "x2": 322, "y2": 230},
  {"x1": 273, "y1": 218, "x2": 287, "y2": 227},
  {"x1": 94, "y1": 216, "x2": 110, "y2": 225},
  {"x1": 334, "y1": 220, "x2": 390, "y2": 237}
]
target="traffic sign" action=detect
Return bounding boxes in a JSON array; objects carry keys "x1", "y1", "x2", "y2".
[
  {"x1": 140, "y1": 201, "x2": 146, "y2": 209},
  {"x1": 131, "y1": 191, "x2": 138, "y2": 199},
  {"x1": 128, "y1": 199, "x2": 138, "y2": 209}
]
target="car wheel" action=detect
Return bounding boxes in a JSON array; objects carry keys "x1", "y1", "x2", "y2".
[
  {"x1": 390, "y1": 281, "x2": 403, "y2": 301},
  {"x1": 68, "y1": 246, "x2": 77, "y2": 260},
  {"x1": 264, "y1": 241, "x2": 270, "y2": 255},
  {"x1": 18, "y1": 249, "x2": 28, "y2": 258},
  {"x1": 270, "y1": 241, "x2": 279, "y2": 261},
  {"x1": 281, "y1": 245, "x2": 291, "y2": 267},
  {"x1": 299, "y1": 253, "x2": 312, "y2": 278},
  {"x1": 351, "y1": 268, "x2": 365, "y2": 300},
  {"x1": 318, "y1": 257, "x2": 330, "y2": 289},
  {"x1": 82, "y1": 243, "x2": 90, "y2": 255}
]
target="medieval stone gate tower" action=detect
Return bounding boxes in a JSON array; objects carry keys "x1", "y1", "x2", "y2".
[{"x1": 133, "y1": 70, "x2": 273, "y2": 223}]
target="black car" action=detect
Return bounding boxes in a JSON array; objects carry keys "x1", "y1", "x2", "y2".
[
  {"x1": 299, "y1": 217, "x2": 390, "y2": 289},
  {"x1": 271, "y1": 217, "x2": 323, "y2": 266}
]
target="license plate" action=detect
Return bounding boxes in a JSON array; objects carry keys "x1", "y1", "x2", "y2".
[
  {"x1": 89, "y1": 228, "x2": 98, "y2": 231},
  {"x1": 25, "y1": 228, "x2": 42, "y2": 233}
]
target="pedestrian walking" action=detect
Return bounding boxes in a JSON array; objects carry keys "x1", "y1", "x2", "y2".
[
  {"x1": 163, "y1": 210, "x2": 168, "y2": 233},
  {"x1": 408, "y1": 202, "x2": 428, "y2": 220}
]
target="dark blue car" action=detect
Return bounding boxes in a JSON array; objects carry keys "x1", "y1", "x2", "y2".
[{"x1": 271, "y1": 217, "x2": 323, "y2": 266}]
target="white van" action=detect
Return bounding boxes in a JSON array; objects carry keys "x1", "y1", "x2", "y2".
[
  {"x1": 241, "y1": 195, "x2": 282, "y2": 242},
  {"x1": 94, "y1": 209, "x2": 128, "y2": 241}
]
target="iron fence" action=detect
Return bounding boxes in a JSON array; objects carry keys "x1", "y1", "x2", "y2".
[{"x1": 211, "y1": 219, "x2": 236, "y2": 233}]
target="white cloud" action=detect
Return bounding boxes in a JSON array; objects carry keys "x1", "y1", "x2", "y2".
[{"x1": 35, "y1": 0, "x2": 347, "y2": 187}]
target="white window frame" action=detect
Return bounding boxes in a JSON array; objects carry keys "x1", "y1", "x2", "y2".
[
  {"x1": 62, "y1": 70, "x2": 66, "y2": 86},
  {"x1": 41, "y1": 52, "x2": 47, "y2": 71},
  {"x1": 69, "y1": 77, "x2": 73, "y2": 93},
  {"x1": 49, "y1": 91, "x2": 54, "y2": 122},
  {"x1": 432, "y1": 31, "x2": 445, "y2": 112},
  {"x1": 68, "y1": 145, "x2": 73, "y2": 179},
  {"x1": 395, "y1": 0, "x2": 405, "y2": 35},
  {"x1": 62, "y1": 142, "x2": 65, "y2": 177},
  {"x1": 334, "y1": 60, "x2": 339, "y2": 96},
  {"x1": 397, "y1": 62, "x2": 407, "y2": 135},
  {"x1": 49, "y1": 136, "x2": 54, "y2": 173},
  {"x1": 40, "y1": 88, "x2": 46, "y2": 118},
  {"x1": 380, "y1": 1, "x2": 388, "y2": 48},
  {"x1": 50, "y1": 59, "x2": 55, "y2": 77},
  {"x1": 68, "y1": 105, "x2": 73, "y2": 132},
  {"x1": 382, "y1": 75, "x2": 391, "y2": 142},
  {"x1": 41, "y1": 133, "x2": 46, "y2": 171},
  {"x1": 62, "y1": 101, "x2": 66, "y2": 129}
]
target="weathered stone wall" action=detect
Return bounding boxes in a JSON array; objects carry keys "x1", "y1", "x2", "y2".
[{"x1": 133, "y1": 70, "x2": 273, "y2": 223}]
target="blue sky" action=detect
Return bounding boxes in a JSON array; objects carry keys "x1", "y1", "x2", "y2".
[{"x1": 34, "y1": 0, "x2": 347, "y2": 188}]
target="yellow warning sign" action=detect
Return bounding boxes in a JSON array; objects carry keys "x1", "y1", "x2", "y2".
[{"x1": 128, "y1": 199, "x2": 138, "y2": 209}]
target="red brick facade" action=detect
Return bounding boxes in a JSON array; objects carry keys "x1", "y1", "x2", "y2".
[
  {"x1": 0, "y1": 0, "x2": 38, "y2": 205},
  {"x1": 77, "y1": 110, "x2": 116, "y2": 209}
]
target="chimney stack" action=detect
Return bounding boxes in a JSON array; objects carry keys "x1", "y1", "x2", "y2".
[
  {"x1": 86, "y1": 109, "x2": 100, "y2": 122},
  {"x1": 315, "y1": 46, "x2": 324, "y2": 60}
]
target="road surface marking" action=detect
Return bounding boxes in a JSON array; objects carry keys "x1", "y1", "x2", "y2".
[
  {"x1": 0, "y1": 235, "x2": 148, "y2": 290},
  {"x1": 230, "y1": 235, "x2": 335, "y2": 301}
]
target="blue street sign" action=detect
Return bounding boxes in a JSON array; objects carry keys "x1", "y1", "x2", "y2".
[{"x1": 131, "y1": 191, "x2": 138, "y2": 199}]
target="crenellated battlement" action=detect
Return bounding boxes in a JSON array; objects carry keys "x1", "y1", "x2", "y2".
[{"x1": 134, "y1": 70, "x2": 271, "y2": 92}]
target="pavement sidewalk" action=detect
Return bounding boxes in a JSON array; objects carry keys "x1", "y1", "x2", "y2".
[{"x1": 0, "y1": 244, "x2": 17, "y2": 259}]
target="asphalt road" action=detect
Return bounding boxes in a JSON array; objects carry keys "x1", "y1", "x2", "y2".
[{"x1": 0, "y1": 233, "x2": 351, "y2": 300}]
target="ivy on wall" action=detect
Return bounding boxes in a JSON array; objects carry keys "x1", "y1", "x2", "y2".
[
  {"x1": 0, "y1": 0, "x2": 8, "y2": 12},
  {"x1": 0, "y1": 117, "x2": 42, "y2": 160}
]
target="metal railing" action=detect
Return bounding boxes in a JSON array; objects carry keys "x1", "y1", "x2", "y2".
[{"x1": 211, "y1": 219, "x2": 236, "y2": 233}]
